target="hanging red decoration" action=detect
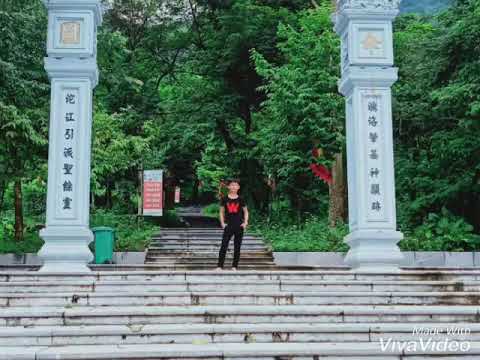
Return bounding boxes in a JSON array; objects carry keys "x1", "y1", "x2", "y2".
[
  {"x1": 310, "y1": 163, "x2": 332, "y2": 184},
  {"x1": 310, "y1": 147, "x2": 332, "y2": 184}
]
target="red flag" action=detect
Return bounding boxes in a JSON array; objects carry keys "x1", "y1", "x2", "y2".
[{"x1": 310, "y1": 163, "x2": 332, "y2": 184}]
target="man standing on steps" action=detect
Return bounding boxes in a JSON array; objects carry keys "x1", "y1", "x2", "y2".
[{"x1": 216, "y1": 178, "x2": 249, "y2": 271}]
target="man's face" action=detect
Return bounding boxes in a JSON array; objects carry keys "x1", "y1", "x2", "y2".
[{"x1": 228, "y1": 182, "x2": 240, "y2": 192}]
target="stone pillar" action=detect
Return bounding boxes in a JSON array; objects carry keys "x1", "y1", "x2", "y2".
[
  {"x1": 38, "y1": 0, "x2": 102, "y2": 272},
  {"x1": 333, "y1": 0, "x2": 404, "y2": 270}
]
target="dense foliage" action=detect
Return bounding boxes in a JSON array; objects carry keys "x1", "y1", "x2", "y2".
[{"x1": 1, "y1": 0, "x2": 479, "y2": 252}]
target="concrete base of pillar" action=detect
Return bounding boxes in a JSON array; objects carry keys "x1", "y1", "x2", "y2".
[
  {"x1": 38, "y1": 226, "x2": 93, "y2": 273},
  {"x1": 344, "y1": 229, "x2": 404, "y2": 271}
]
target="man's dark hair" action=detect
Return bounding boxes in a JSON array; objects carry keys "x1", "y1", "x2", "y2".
[{"x1": 226, "y1": 178, "x2": 240, "y2": 185}]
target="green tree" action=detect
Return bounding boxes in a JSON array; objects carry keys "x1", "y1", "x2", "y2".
[
  {"x1": 393, "y1": 0, "x2": 480, "y2": 232},
  {"x1": 252, "y1": 4, "x2": 344, "y2": 221},
  {"x1": 0, "y1": 1, "x2": 48, "y2": 240}
]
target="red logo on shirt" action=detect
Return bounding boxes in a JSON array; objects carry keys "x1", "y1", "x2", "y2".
[{"x1": 226, "y1": 202, "x2": 240, "y2": 213}]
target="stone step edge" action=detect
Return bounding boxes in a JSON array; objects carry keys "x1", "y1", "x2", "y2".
[
  {"x1": 155, "y1": 237, "x2": 262, "y2": 239},
  {"x1": 2, "y1": 269, "x2": 480, "y2": 276},
  {"x1": 2, "y1": 342, "x2": 479, "y2": 359},
  {"x1": 143, "y1": 262, "x2": 276, "y2": 265},
  {"x1": 0, "y1": 290, "x2": 478, "y2": 298},
  {"x1": 144, "y1": 259, "x2": 275, "y2": 262},
  {"x1": 0, "y1": 279, "x2": 475, "y2": 285},
  {"x1": 0, "y1": 322, "x2": 478, "y2": 337},
  {"x1": 144, "y1": 255, "x2": 274, "y2": 258},
  {"x1": 148, "y1": 247, "x2": 268, "y2": 249},
  {"x1": 2, "y1": 304, "x2": 480, "y2": 317},
  {"x1": 7, "y1": 267, "x2": 480, "y2": 274},
  {"x1": 152, "y1": 237, "x2": 262, "y2": 239},
  {"x1": 144, "y1": 257, "x2": 274, "y2": 260}
]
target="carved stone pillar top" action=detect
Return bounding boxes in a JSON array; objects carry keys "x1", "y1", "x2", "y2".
[
  {"x1": 42, "y1": 0, "x2": 103, "y2": 25},
  {"x1": 334, "y1": 0, "x2": 401, "y2": 34},
  {"x1": 336, "y1": 0, "x2": 401, "y2": 11}
]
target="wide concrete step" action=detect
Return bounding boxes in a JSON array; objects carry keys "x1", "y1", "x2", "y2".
[
  {"x1": 3, "y1": 270, "x2": 480, "y2": 281},
  {"x1": 158, "y1": 228, "x2": 253, "y2": 232},
  {"x1": 150, "y1": 238, "x2": 266, "y2": 246},
  {"x1": 152, "y1": 235, "x2": 262, "y2": 239},
  {"x1": 148, "y1": 249, "x2": 273, "y2": 259},
  {"x1": 141, "y1": 260, "x2": 277, "y2": 271},
  {"x1": 143, "y1": 261, "x2": 276, "y2": 266},
  {"x1": 151, "y1": 238, "x2": 264, "y2": 241},
  {"x1": 157, "y1": 236, "x2": 269, "y2": 240},
  {"x1": 142, "y1": 257, "x2": 275, "y2": 269},
  {"x1": 1, "y1": 323, "x2": 478, "y2": 346},
  {"x1": 150, "y1": 241, "x2": 265, "y2": 246},
  {"x1": 145, "y1": 256, "x2": 274, "y2": 262},
  {"x1": 150, "y1": 241, "x2": 266, "y2": 246},
  {"x1": 148, "y1": 249, "x2": 269, "y2": 254},
  {"x1": 143, "y1": 263, "x2": 277, "y2": 268},
  {"x1": 0, "y1": 279, "x2": 478, "y2": 293},
  {"x1": 150, "y1": 246, "x2": 270, "y2": 251},
  {"x1": 147, "y1": 247, "x2": 271, "y2": 252},
  {"x1": 142, "y1": 264, "x2": 278, "y2": 269},
  {"x1": 2, "y1": 305, "x2": 480, "y2": 326},
  {"x1": 146, "y1": 252, "x2": 273, "y2": 258},
  {"x1": 4, "y1": 341, "x2": 480, "y2": 359},
  {"x1": 2, "y1": 291, "x2": 480, "y2": 307}
]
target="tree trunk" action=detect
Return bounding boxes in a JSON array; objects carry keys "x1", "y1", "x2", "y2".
[
  {"x1": 90, "y1": 191, "x2": 95, "y2": 212},
  {"x1": 105, "y1": 180, "x2": 113, "y2": 209},
  {"x1": 14, "y1": 179, "x2": 24, "y2": 242},
  {"x1": 192, "y1": 177, "x2": 199, "y2": 204},
  {"x1": 138, "y1": 170, "x2": 143, "y2": 216},
  {"x1": 328, "y1": 152, "x2": 347, "y2": 227},
  {"x1": 0, "y1": 179, "x2": 6, "y2": 214}
]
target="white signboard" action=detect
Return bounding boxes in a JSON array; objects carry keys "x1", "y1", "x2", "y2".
[{"x1": 143, "y1": 170, "x2": 163, "y2": 216}]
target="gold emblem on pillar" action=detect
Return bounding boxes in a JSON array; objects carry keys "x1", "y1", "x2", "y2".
[
  {"x1": 361, "y1": 32, "x2": 382, "y2": 50},
  {"x1": 60, "y1": 21, "x2": 81, "y2": 45}
]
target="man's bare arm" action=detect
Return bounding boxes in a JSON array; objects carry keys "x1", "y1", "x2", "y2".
[
  {"x1": 219, "y1": 206, "x2": 226, "y2": 227},
  {"x1": 242, "y1": 206, "x2": 249, "y2": 227}
]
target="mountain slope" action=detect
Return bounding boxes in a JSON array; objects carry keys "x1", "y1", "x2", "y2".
[{"x1": 400, "y1": 0, "x2": 453, "y2": 13}]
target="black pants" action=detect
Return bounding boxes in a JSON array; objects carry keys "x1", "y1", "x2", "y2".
[{"x1": 217, "y1": 224, "x2": 244, "y2": 268}]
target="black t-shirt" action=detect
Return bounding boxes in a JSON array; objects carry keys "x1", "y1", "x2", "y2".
[{"x1": 221, "y1": 195, "x2": 246, "y2": 227}]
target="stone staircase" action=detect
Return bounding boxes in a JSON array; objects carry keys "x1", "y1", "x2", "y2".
[
  {"x1": 145, "y1": 227, "x2": 278, "y2": 270},
  {"x1": 1, "y1": 269, "x2": 480, "y2": 358}
]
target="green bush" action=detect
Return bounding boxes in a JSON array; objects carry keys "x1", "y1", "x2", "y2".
[
  {"x1": 91, "y1": 210, "x2": 160, "y2": 252},
  {"x1": 400, "y1": 208, "x2": 480, "y2": 251},
  {"x1": 202, "y1": 203, "x2": 220, "y2": 218},
  {"x1": 0, "y1": 211, "x2": 44, "y2": 254},
  {"x1": 158, "y1": 209, "x2": 185, "y2": 228},
  {"x1": 252, "y1": 214, "x2": 349, "y2": 252}
]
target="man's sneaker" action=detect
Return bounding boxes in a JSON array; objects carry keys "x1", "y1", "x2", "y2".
[
  {"x1": 231, "y1": 267, "x2": 237, "y2": 271},
  {"x1": 215, "y1": 267, "x2": 223, "y2": 271}
]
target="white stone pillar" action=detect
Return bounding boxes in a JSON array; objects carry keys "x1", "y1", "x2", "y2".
[
  {"x1": 38, "y1": 0, "x2": 102, "y2": 272},
  {"x1": 333, "y1": 0, "x2": 404, "y2": 270}
]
